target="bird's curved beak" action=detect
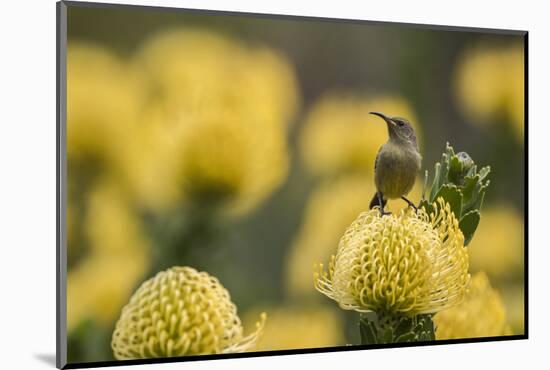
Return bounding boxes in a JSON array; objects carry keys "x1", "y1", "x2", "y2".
[{"x1": 369, "y1": 111, "x2": 395, "y2": 126}]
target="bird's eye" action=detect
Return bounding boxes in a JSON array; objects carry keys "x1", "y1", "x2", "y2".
[{"x1": 396, "y1": 120, "x2": 405, "y2": 127}]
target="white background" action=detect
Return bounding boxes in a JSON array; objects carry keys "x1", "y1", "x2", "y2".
[{"x1": 0, "y1": 0, "x2": 546, "y2": 369}]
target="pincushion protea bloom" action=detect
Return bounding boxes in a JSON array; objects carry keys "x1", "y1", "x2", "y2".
[
  {"x1": 314, "y1": 198, "x2": 469, "y2": 316},
  {"x1": 286, "y1": 175, "x2": 423, "y2": 298},
  {"x1": 434, "y1": 272, "x2": 512, "y2": 339},
  {"x1": 112, "y1": 267, "x2": 266, "y2": 359}
]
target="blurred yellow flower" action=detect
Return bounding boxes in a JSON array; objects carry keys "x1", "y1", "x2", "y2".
[
  {"x1": 67, "y1": 181, "x2": 150, "y2": 331},
  {"x1": 315, "y1": 199, "x2": 469, "y2": 315},
  {"x1": 468, "y1": 205, "x2": 524, "y2": 281},
  {"x1": 454, "y1": 44, "x2": 524, "y2": 140},
  {"x1": 84, "y1": 181, "x2": 150, "y2": 255},
  {"x1": 243, "y1": 306, "x2": 344, "y2": 351},
  {"x1": 67, "y1": 252, "x2": 147, "y2": 332},
  {"x1": 112, "y1": 266, "x2": 266, "y2": 359},
  {"x1": 176, "y1": 112, "x2": 289, "y2": 213},
  {"x1": 119, "y1": 29, "x2": 298, "y2": 215},
  {"x1": 135, "y1": 29, "x2": 299, "y2": 127},
  {"x1": 121, "y1": 107, "x2": 289, "y2": 215},
  {"x1": 501, "y1": 285, "x2": 525, "y2": 335},
  {"x1": 300, "y1": 93, "x2": 419, "y2": 177},
  {"x1": 286, "y1": 175, "x2": 422, "y2": 298},
  {"x1": 136, "y1": 29, "x2": 299, "y2": 125},
  {"x1": 67, "y1": 43, "x2": 144, "y2": 169},
  {"x1": 434, "y1": 272, "x2": 512, "y2": 340}
]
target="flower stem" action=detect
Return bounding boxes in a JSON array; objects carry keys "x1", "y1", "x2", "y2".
[{"x1": 359, "y1": 312, "x2": 435, "y2": 345}]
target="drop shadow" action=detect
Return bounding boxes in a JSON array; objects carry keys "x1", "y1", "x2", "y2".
[{"x1": 34, "y1": 353, "x2": 56, "y2": 367}]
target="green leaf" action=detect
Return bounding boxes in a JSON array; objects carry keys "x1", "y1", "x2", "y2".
[
  {"x1": 463, "y1": 185, "x2": 487, "y2": 216},
  {"x1": 419, "y1": 200, "x2": 435, "y2": 216},
  {"x1": 423, "y1": 316, "x2": 435, "y2": 340},
  {"x1": 445, "y1": 142, "x2": 455, "y2": 157},
  {"x1": 414, "y1": 315, "x2": 435, "y2": 341},
  {"x1": 478, "y1": 165, "x2": 491, "y2": 181},
  {"x1": 430, "y1": 162, "x2": 442, "y2": 202},
  {"x1": 466, "y1": 164, "x2": 477, "y2": 178},
  {"x1": 439, "y1": 154, "x2": 450, "y2": 187},
  {"x1": 459, "y1": 210, "x2": 481, "y2": 246},
  {"x1": 448, "y1": 155, "x2": 463, "y2": 185},
  {"x1": 475, "y1": 185, "x2": 488, "y2": 210},
  {"x1": 421, "y1": 143, "x2": 490, "y2": 247},
  {"x1": 380, "y1": 328, "x2": 393, "y2": 344},
  {"x1": 359, "y1": 318, "x2": 378, "y2": 345},
  {"x1": 434, "y1": 184, "x2": 463, "y2": 219},
  {"x1": 460, "y1": 175, "x2": 478, "y2": 209},
  {"x1": 395, "y1": 332, "x2": 416, "y2": 343},
  {"x1": 394, "y1": 317, "x2": 413, "y2": 337},
  {"x1": 422, "y1": 170, "x2": 429, "y2": 201}
]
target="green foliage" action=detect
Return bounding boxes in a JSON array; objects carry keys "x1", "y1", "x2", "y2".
[
  {"x1": 420, "y1": 143, "x2": 490, "y2": 245},
  {"x1": 67, "y1": 320, "x2": 114, "y2": 363},
  {"x1": 359, "y1": 312, "x2": 435, "y2": 345}
]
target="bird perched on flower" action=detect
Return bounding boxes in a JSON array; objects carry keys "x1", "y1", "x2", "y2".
[
  {"x1": 314, "y1": 198, "x2": 469, "y2": 316},
  {"x1": 368, "y1": 112, "x2": 422, "y2": 214}
]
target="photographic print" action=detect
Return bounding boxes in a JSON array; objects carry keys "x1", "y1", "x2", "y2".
[{"x1": 57, "y1": 1, "x2": 527, "y2": 368}]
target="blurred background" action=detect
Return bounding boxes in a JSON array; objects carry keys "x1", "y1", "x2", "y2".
[{"x1": 66, "y1": 4, "x2": 525, "y2": 363}]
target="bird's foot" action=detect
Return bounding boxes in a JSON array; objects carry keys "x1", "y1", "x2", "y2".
[
  {"x1": 401, "y1": 196, "x2": 418, "y2": 212},
  {"x1": 379, "y1": 209, "x2": 392, "y2": 216}
]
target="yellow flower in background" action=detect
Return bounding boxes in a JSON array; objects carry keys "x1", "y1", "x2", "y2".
[
  {"x1": 67, "y1": 252, "x2": 147, "y2": 332},
  {"x1": 315, "y1": 199, "x2": 469, "y2": 315},
  {"x1": 176, "y1": 112, "x2": 289, "y2": 213},
  {"x1": 67, "y1": 43, "x2": 144, "y2": 169},
  {"x1": 468, "y1": 205, "x2": 524, "y2": 281},
  {"x1": 119, "y1": 29, "x2": 298, "y2": 215},
  {"x1": 121, "y1": 107, "x2": 290, "y2": 216},
  {"x1": 134, "y1": 29, "x2": 299, "y2": 127},
  {"x1": 286, "y1": 175, "x2": 423, "y2": 298},
  {"x1": 300, "y1": 93, "x2": 419, "y2": 177},
  {"x1": 67, "y1": 181, "x2": 150, "y2": 331},
  {"x1": 455, "y1": 44, "x2": 524, "y2": 140},
  {"x1": 467, "y1": 204, "x2": 525, "y2": 335},
  {"x1": 112, "y1": 267, "x2": 266, "y2": 359},
  {"x1": 434, "y1": 272, "x2": 512, "y2": 340},
  {"x1": 501, "y1": 285, "x2": 525, "y2": 335},
  {"x1": 84, "y1": 181, "x2": 151, "y2": 255},
  {"x1": 243, "y1": 306, "x2": 344, "y2": 351}
]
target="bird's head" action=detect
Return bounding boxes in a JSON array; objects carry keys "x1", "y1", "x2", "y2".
[{"x1": 369, "y1": 112, "x2": 418, "y2": 149}]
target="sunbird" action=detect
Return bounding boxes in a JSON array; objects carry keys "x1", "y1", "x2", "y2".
[{"x1": 368, "y1": 112, "x2": 422, "y2": 214}]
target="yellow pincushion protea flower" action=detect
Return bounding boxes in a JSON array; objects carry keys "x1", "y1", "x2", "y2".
[
  {"x1": 468, "y1": 205, "x2": 524, "y2": 281},
  {"x1": 67, "y1": 43, "x2": 144, "y2": 169},
  {"x1": 119, "y1": 29, "x2": 297, "y2": 215},
  {"x1": 135, "y1": 29, "x2": 299, "y2": 127},
  {"x1": 314, "y1": 198, "x2": 469, "y2": 315},
  {"x1": 434, "y1": 272, "x2": 512, "y2": 339},
  {"x1": 112, "y1": 267, "x2": 266, "y2": 359},
  {"x1": 286, "y1": 175, "x2": 423, "y2": 298},
  {"x1": 67, "y1": 181, "x2": 150, "y2": 331},
  {"x1": 120, "y1": 107, "x2": 289, "y2": 216},
  {"x1": 454, "y1": 44, "x2": 524, "y2": 140}
]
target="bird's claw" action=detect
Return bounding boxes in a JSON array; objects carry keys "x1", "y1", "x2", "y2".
[{"x1": 401, "y1": 197, "x2": 418, "y2": 213}]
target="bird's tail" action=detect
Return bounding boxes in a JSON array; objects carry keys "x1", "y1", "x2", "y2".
[{"x1": 369, "y1": 192, "x2": 387, "y2": 210}]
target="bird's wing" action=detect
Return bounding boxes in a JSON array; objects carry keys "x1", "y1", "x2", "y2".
[{"x1": 374, "y1": 147, "x2": 381, "y2": 171}]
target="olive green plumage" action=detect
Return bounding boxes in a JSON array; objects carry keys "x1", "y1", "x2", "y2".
[{"x1": 369, "y1": 112, "x2": 422, "y2": 212}]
